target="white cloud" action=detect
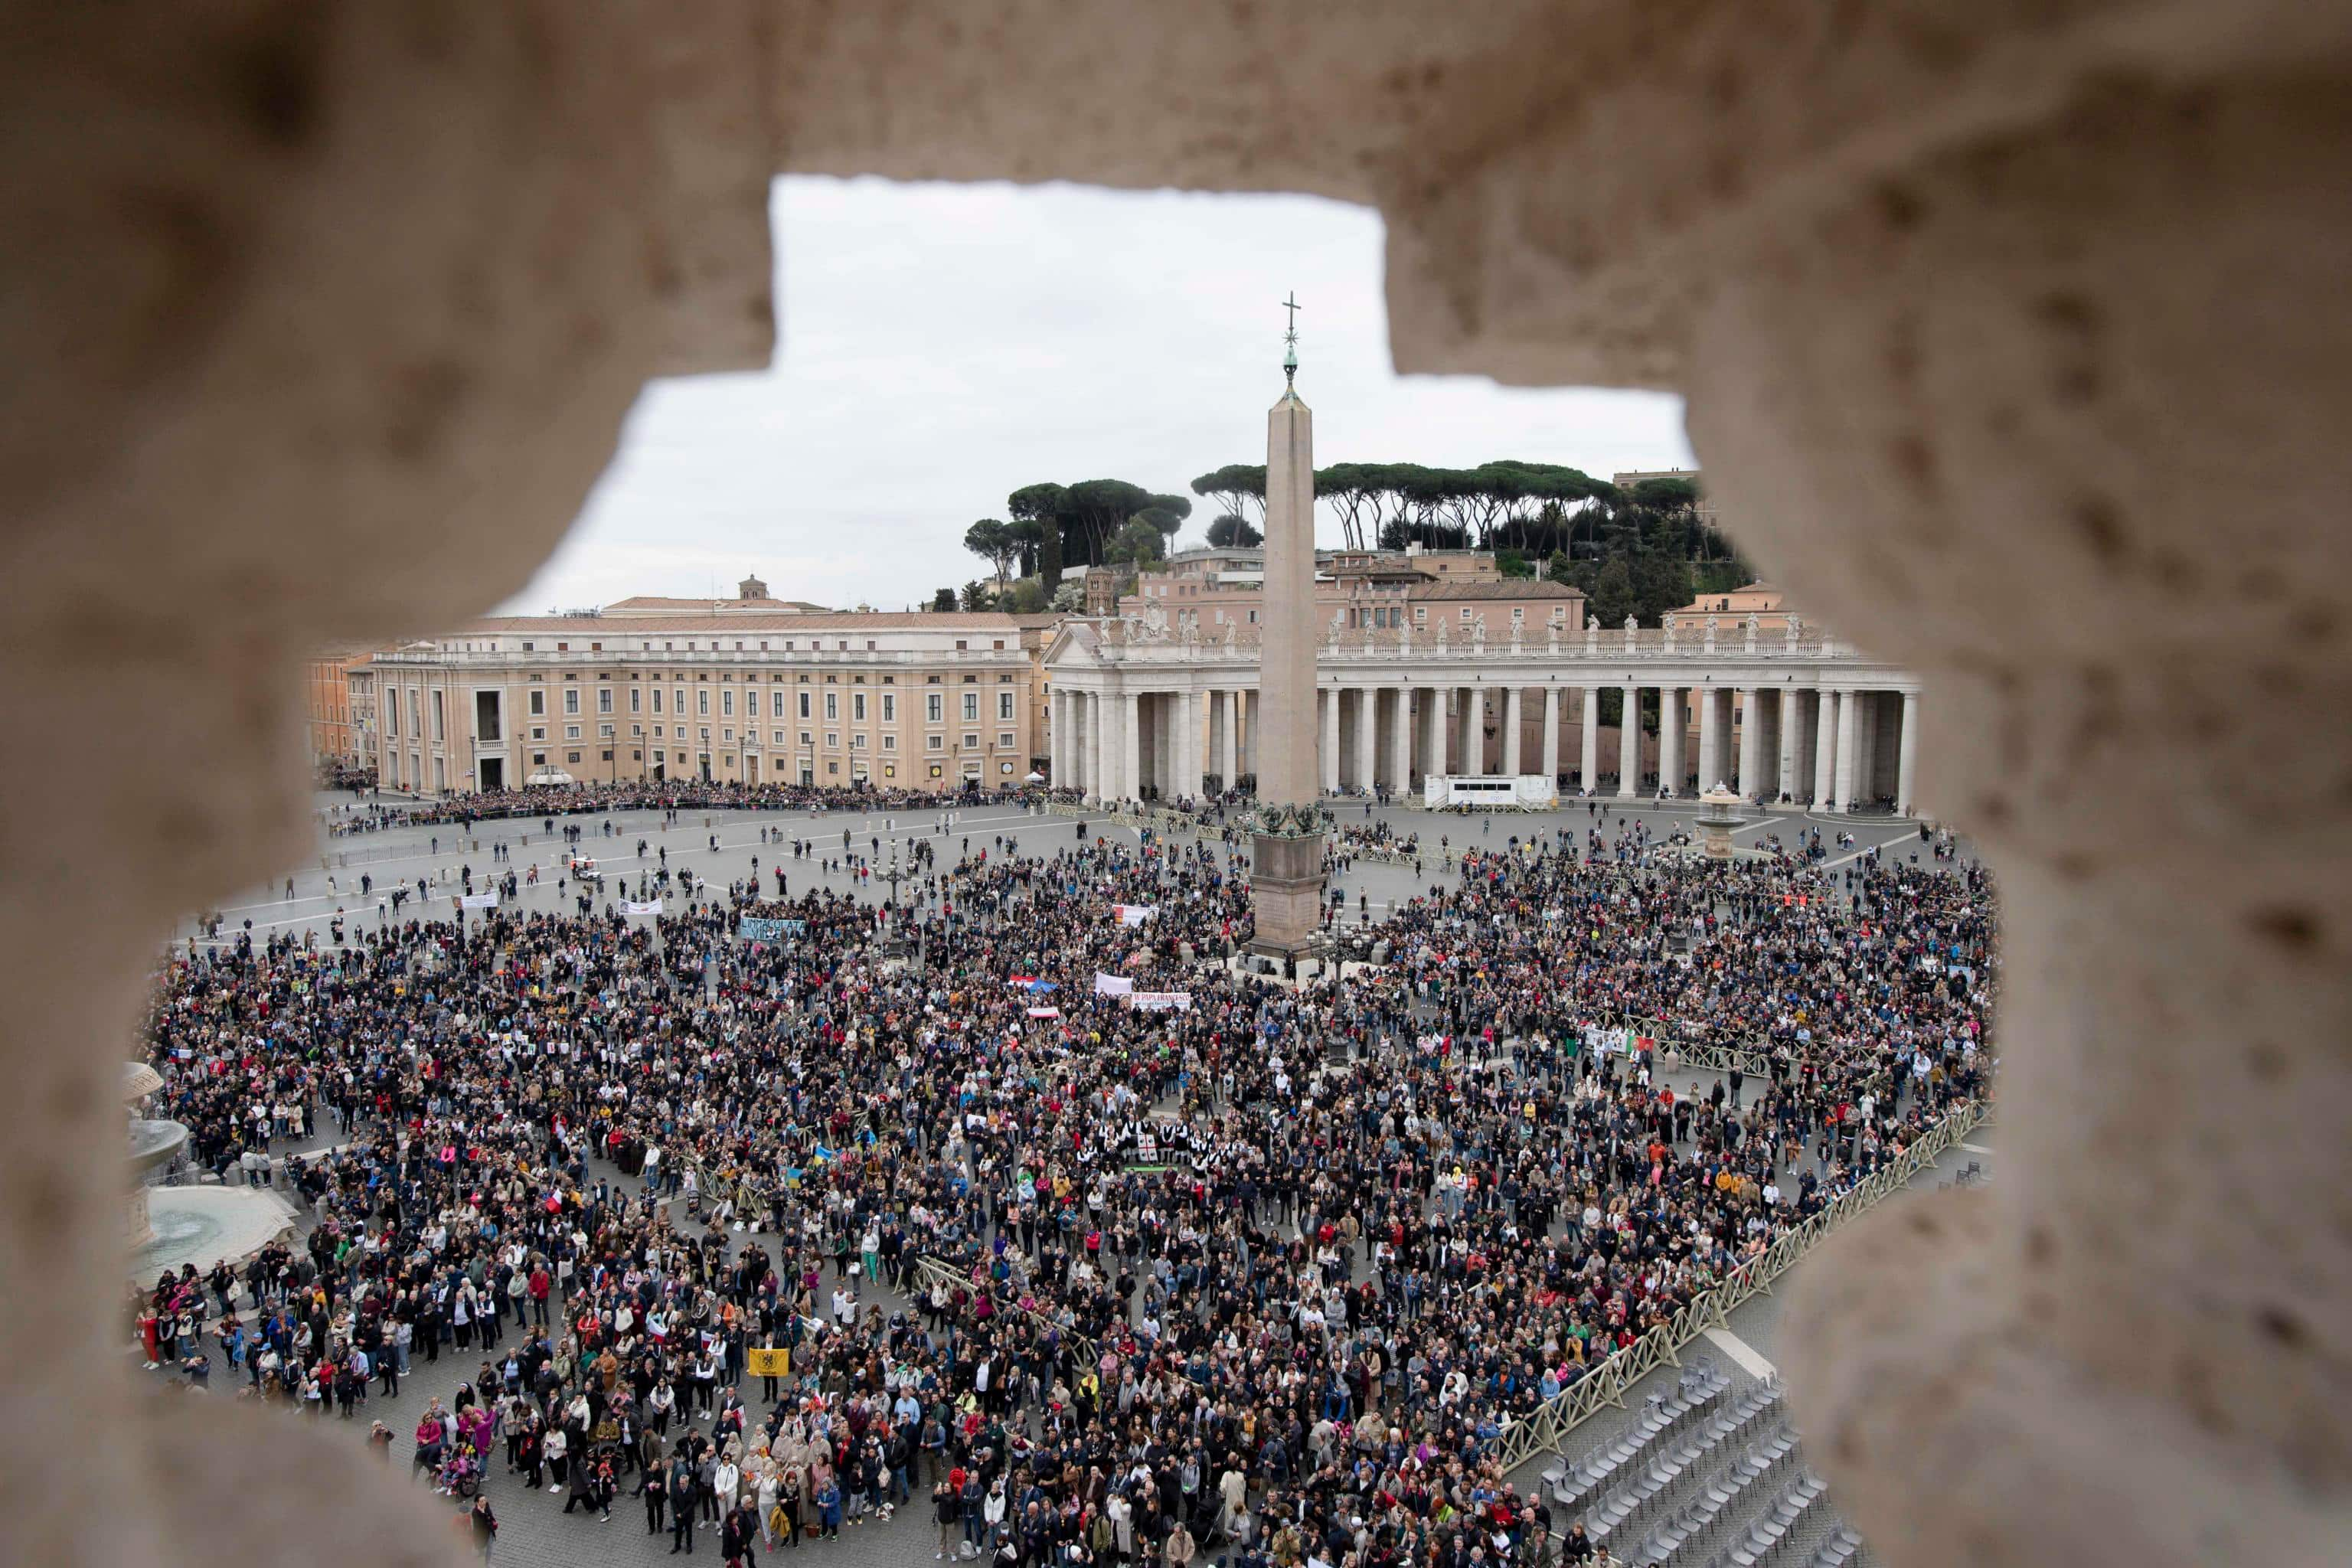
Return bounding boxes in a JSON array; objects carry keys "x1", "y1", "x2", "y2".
[{"x1": 503, "y1": 177, "x2": 1695, "y2": 614}]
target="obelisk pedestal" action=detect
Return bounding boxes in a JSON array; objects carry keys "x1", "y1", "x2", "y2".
[{"x1": 1247, "y1": 310, "x2": 1328, "y2": 957}]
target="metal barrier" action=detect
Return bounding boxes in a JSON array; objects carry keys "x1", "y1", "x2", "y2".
[{"x1": 1494, "y1": 1097, "x2": 1985, "y2": 1475}]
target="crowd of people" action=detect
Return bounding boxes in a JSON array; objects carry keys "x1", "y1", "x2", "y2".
[{"x1": 136, "y1": 794, "x2": 1992, "y2": 1568}]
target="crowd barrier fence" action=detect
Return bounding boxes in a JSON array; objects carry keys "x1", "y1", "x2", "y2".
[{"x1": 1492, "y1": 1096, "x2": 1985, "y2": 1475}]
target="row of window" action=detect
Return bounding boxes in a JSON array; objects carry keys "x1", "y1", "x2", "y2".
[
  {"x1": 385, "y1": 746, "x2": 1018, "y2": 792},
  {"x1": 524, "y1": 688, "x2": 1018, "y2": 722},
  {"x1": 387, "y1": 684, "x2": 1019, "y2": 740},
  {"x1": 508, "y1": 638, "x2": 1014, "y2": 654}
]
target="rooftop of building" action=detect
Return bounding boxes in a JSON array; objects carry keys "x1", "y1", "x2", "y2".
[
  {"x1": 419, "y1": 609, "x2": 1054, "y2": 638},
  {"x1": 603, "y1": 594, "x2": 832, "y2": 613}
]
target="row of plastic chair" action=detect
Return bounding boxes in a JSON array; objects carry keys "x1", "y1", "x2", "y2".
[
  {"x1": 1586, "y1": 1387, "x2": 1788, "y2": 1544},
  {"x1": 1625, "y1": 1431, "x2": 1803, "y2": 1565},
  {"x1": 1718, "y1": 1471, "x2": 1831, "y2": 1568},
  {"x1": 1542, "y1": 1363, "x2": 1733, "y2": 1516},
  {"x1": 1805, "y1": 1522, "x2": 1865, "y2": 1568}
]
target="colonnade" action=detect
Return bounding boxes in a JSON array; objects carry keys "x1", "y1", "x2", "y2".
[{"x1": 1049, "y1": 679, "x2": 1922, "y2": 814}]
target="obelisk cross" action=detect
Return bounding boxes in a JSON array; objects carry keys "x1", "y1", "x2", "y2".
[
  {"x1": 1281, "y1": 292, "x2": 1302, "y2": 387},
  {"x1": 1282, "y1": 292, "x2": 1302, "y2": 335}
]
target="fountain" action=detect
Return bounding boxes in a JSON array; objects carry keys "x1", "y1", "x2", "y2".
[
  {"x1": 123, "y1": 1062, "x2": 188, "y2": 1250},
  {"x1": 1695, "y1": 787, "x2": 1747, "y2": 861},
  {"x1": 124, "y1": 1061, "x2": 294, "y2": 1280}
]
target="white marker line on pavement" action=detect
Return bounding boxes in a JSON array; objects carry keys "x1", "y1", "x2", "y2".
[
  {"x1": 1960, "y1": 1142, "x2": 1994, "y2": 1155},
  {"x1": 1703, "y1": 1326, "x2": 1778, "y2": 1378}
]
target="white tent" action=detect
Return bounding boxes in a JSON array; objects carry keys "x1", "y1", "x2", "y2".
[{"x1": 525, "y1": 769, "x2": 576, "y2": 786}]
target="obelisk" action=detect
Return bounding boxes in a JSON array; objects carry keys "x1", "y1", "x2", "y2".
[{"x1": 1248, "y1": 296, "x2": 1329, "y2": 956}]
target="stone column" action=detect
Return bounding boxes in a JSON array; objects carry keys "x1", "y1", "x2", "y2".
[
  {"x1": 1354, "y1": 688, "x2": 1377, "y2": 792},
  {"x1": 1579, "y1": 688, "x2": 1600, "y2": 794},
  {"x1": 1696, "y1": 686, "x2": 1719, "y2": 792},
  {"x1": 1090, "y1": 691, "x2": 1109, "y2": 800},
  {"x1": 1242, "y1": 691, "x2": 1259, "y2": 779},
  {"x1": 1737, "y1": 687, "x2": 1763, "y2": 799},
  {"x1": 1320, "y1": 686, "x2": 1341, "y2": 794},
  {"x1": 1203, "y1": 690, "x2": 1222, "y2": 789},
  {"x1": 1220, "y1": 691, "x2": 1240, "y2": 789},
  {"x1": 1502, "y1": 685, "x2": 1523, "y2": 775},
  {"x1": 1187, "y1": 689, "x2": 1204, "y2": 798},
  {"x1": 1156, "y1": 691, "x2": 1171, "y2": 798},
  {"x1": 1540, "y1": 686, "x2": 1561, "y2": 786},
  {"x1": 1135, "y1": 692, "x2": 1155, "y2": 799},
  {"x1": 1896, "y1": 691, "x2": 1919, "y2": 816},
  {"x1": 1778, "y1": 687, "x2": 1802, "y2": 805},
  {"x1": 1811, "y1": 688, "x2": 1838, "y2": 812},
  {"x1": 1422, "y1": 686, "x2": 1446, "y2": 782},
  {"x1": 1121, "y1": 691, "x2": 1143, "y2": 803},
  {"x1": 1389, "y1": 688, "x2": 1413, "y2": 792},
  {"x1": 1659, "y1": 686, "x2": 1683, "y2": 798},
  {"x1": 1616, "y1": 684, "x2": 1641, "y2": 797},
  {"x1": 1456, "y1": 688, "x2": 1481, "y2": 775},
  {"x1": 1833, "y1": 689, "x2": 1859, "y2": 812}
]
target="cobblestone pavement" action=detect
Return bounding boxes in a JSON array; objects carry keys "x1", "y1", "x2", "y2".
[
  {"x1": 207, "y1": 796, "x2": 1941, "y2": 948},
  {"x1": 148, "y1": 792, "x2": 1969, "y2": 1566}
]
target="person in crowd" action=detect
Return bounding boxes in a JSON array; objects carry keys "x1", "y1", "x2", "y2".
[{"x1": 137, "y1": 784, "x2": 1991, "y2": 1568}]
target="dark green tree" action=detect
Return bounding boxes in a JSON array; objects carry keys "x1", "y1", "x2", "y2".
[
  {"x1": 1105, "y1": 515, "x2": 1166, "y2": 567},
  {"x1": 1207, "y1": 513, "x2": 1263, "y2": 548},
  {"x1": 1004, "y1": 517, "x2": 1046, "y2": 577},
  {"x1": 963, "y1": 518, "x2": 1019, "y2": 590},
  {"x1": 1188, "y1": 465, "x2": 1266, "y2": 528},
  {"x1": 1063, "y1": 479, "x2": 1156, "y2": 567},
  {"x1": 1008, "y1": 482, "x2": 1069, "y2": 590},
  {"x1": 930, "y1": 587, "x2": 957, "y2": 612}
]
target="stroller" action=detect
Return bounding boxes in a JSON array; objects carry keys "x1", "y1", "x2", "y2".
[{"x1": 436, "y1": 1439, "x2": 484, "y2": 1499}]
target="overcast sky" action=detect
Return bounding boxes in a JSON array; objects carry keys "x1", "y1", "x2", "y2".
[{"x1": 505, "y1": 177, "x2": 1695, "y2": 614}]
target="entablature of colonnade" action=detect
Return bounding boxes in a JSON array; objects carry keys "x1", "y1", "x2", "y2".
[{"x1": 1041, "y1": 616, "x2": 1920, "y2": 694}]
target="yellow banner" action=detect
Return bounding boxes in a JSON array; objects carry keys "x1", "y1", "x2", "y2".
[{"x1": 746, "y1": 1347, "x2": 789, "y2": 1377}]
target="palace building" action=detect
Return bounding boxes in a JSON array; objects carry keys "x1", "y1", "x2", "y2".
[{"x1": 366, "y1": 606, "x2": 1057, "y2": 794}]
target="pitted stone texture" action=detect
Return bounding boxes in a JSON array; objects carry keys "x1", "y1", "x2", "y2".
[
  {"x1": 2, "y1": 5, "x2": 2348, "y2": 1568},
  {"x1": 139, "y1": 1396, "x2": 463, "y2": 1568},
  {"x1": 1690, "y1": 66, "x2": 2352, "y2": 1561},
  {"x1": 1782, "y1": 1191, "x2": 2349, "y2": 1568},
  {"x1": 0, "y1": 6, "x2": 771, "y2": 1568}
]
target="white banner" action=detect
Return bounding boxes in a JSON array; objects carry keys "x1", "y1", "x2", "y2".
[
  {"x1": 1114, "y1": 903, "x2": 1156, "y2": 926},
  {"x1": 459, "y1": 892, "x2": 498, "y2": 909},
  {"x1": 1025, "y1": 1005, "x2": 1061, "y2": 1019},
  {"x1": 1128, "y1": 991, "x2": 1193, "y2": 1012},
  {"x1": 622, "y1": 900, "x2": 664, "y2": 916},
  {"x1": 1093, "y1": 972, "x2": 1135, "y2": 996}
]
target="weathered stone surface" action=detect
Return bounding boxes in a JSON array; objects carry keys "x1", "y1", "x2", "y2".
[{"x1": 2, "y1": 3, "x2": 2345, "y2": 1565}]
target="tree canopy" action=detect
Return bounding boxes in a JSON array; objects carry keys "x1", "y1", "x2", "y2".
[
  {"x1": 1206, "y1": 513, "x2": 1263, "y2": 548},
  {"x1": 962, "y1": 518, "x2": 1021, "y2": 589},
  {"x1": 998, "y1": 478, "x2": 1193, "y2": 587},
  {"x1": 986, "y1": 462, "x2": 1740, "y2": 627},
  {"x1": 1188, "y1": 465, "x2": 1266, "y2": 525}
]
